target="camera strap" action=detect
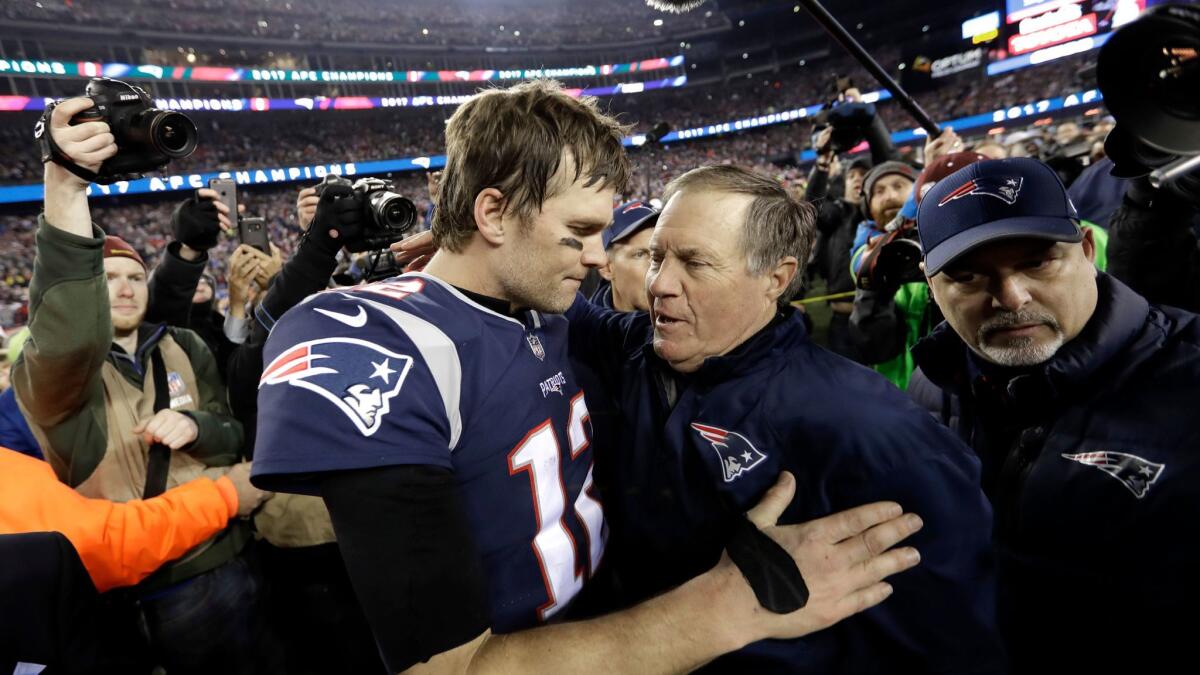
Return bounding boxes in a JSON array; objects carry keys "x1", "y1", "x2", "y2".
[
  {"x1": 142, "y1": 347, "x2": 173, "y2": 499},
  {"x1": 34, "y1": 102, "x2": 106, "y2": 185}
]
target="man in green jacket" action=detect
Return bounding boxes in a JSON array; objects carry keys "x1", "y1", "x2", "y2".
[{"x1": 13, "y1": 96, "x2": 273, "y2": 675}]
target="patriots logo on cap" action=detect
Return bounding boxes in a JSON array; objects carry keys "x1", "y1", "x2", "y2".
[
  {"x1": 260, "y1": 337, "x2": 414, "y2": 437},
  {"x1": 1061, "y1": 451, "x2": 1165, "y2": 499},
  {"x1": 622, "y1": 201, "x2": 645, "y2": 213},
  {"x1": 691, "y1": 422, "x2": 767, "y2": 483},
  {"x1": 938, "y1": 176, "x2": 1024, "y2": 207}
]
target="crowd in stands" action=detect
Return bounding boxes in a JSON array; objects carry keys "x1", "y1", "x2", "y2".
[
  {"x1": 1, "y1": 0, "x2": 726, "y2": 46},
  {"x1": 0, "y1": 50, "x2": 1096, "y2": 188},
  {"x1": 0, "y1": 101, "x2": 1114, "y2": 332}
]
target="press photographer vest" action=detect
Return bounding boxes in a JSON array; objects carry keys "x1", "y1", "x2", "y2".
[{"x1": 74, "y1": 334, "x2": 230, "y2": 503}]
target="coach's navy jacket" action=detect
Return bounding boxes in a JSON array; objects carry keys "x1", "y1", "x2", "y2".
[
  {"x1": 909, "y1": 272, "x2": 1200, "y2": 673},
  {"x1": 567, "y1": 296, "x2": 1004, "y2": 674}
]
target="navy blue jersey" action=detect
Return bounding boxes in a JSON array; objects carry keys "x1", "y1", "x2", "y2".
[{"x1": 253, "y1": 273, "x2": 606, "y2": 632}]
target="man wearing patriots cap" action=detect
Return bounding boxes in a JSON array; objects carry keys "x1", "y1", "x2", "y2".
[
  {"x1": 909, "y1": 157, "x2": 1200, "y2": 672},
  {"x1": 590, "y1": 200, "x2": 658, "y2": 312}
]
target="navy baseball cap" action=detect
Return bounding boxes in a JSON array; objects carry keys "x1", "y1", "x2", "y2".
[
  {"x1": 604, "y1": 201, "x2": 659, "y2": 250},
  {"x1": 917, "y1": 157, "x2": 1082, "y2": 276}
]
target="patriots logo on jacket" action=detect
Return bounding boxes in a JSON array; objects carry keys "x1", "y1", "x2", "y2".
[
  {"x1": 260, "y1": 337, "x2": 414, "y2": 437},
  {"x1": 938, "y1": 176, "x2": 1024, "y2": 207},
  {"x1": 691, "y1": 423, "x2": 767, "y2": 483},
  {"x1": 1061, "y1": 451, "x2": 1165, "y2": 499}
]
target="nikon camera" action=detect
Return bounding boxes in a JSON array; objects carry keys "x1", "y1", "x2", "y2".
[
  {"x1": 35, "y1": 77, "x2": 198, "y2": 184},
  {"x1": 316, "y1": 175, "x2": 419, "y2": 253}
]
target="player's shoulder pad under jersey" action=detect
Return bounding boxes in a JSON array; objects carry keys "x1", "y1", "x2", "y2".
[{"x1": 261, "y1": 279, "x2": 465, "y2": 446}]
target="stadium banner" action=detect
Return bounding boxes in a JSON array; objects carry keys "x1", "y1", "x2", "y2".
[
  {"x1": 0, "y1": 76, "x2": 689, "y2": 113},
  {"x1": 0, "y1": 89, "x2": 1105, "y2": 205},
  {"x1": 0, "y1": 55, "x2": 685, "y2": 84}
]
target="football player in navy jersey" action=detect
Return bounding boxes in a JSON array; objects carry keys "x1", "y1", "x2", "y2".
[{"x1": 253, "y1": 80, "x2": 924, "y2": 673}]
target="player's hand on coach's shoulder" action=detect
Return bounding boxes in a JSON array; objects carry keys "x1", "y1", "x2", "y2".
[{"x1": 721, "y1": 472, "x2": 923, "y2": 643}]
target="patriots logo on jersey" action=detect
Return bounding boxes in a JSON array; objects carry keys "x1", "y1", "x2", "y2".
[
  {"x1": 938, "y1": 176, "x2": 1024, "y2": 207},
  {"x1": 259, "y1": 337, "x2": 414, "y2": 437},
  {"x1": 1061, "y1": 451, "x2": 1165, "y2": 499},
  {"x1": 691, "y1": 422, "x2": 767, "y2": 483}
]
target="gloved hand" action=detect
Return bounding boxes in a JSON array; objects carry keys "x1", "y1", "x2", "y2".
[
  {"x1": 302, "y1": 181, "x2": 363, "y2": 257},
  {"x1": 171, "y1": 191, "x2": 229, "y2": 251}
]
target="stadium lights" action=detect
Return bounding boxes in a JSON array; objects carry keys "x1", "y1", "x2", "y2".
[{"x1": 654, "y1": 19, "x2": 664, "y2": 26}]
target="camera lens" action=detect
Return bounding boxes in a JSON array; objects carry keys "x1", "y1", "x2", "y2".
[
  {"x1": 369, "y1": 192, "x2": 417, "y2": 232},
  {"x1": 149, "y1": 111, "x2": 198, "y2": 158}
]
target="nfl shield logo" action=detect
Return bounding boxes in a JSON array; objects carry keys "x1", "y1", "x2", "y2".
[{"x1": 526, "y1": 333, "x2": 545, "y2": 361}]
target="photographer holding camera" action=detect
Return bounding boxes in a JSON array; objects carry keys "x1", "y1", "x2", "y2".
[
  {"x1": 13, "y1": 96, "x2": 272, "y2": 674},
  {"x1": 223, "y1": 177, "x2": 414, "y2": 674},
  {"x1": 805, "y1": 77, "x2": 922, "y2": 362}
]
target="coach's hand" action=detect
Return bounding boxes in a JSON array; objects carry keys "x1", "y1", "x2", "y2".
[{"x1": 731, "y1": 471, "x2": 923, "y2": 641}]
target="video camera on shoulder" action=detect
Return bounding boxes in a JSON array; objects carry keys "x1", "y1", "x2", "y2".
[
  {"x1": 35, "y1": 77, "x2": 198, "y2": 185},
  {"x1": 315, "y1": 175, "x2": 419, "y2": 253},
  {"x1": 1098, "y1": 3, "x2": 1199, "y2": 204},
  {"x1": 812, "y1": 76, "x2": 878, "y2": 155}
]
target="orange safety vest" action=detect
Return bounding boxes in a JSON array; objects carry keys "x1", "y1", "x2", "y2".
[{"x1": 0, "y1": 447, "x2": 237, "y2": 592}]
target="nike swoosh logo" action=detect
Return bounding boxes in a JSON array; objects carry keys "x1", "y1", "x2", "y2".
[{"x1": 314, "y1": 305, "x2": 368, "y2": 328}]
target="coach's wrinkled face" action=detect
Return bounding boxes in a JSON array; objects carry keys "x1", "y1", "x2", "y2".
[
  {"x1": 105, "y1": 256, "x2": 148, "y2": 336},
  {"x1": 926, "y1": 229, "x2": 1098, "y2": 367},
  {"x1": 646, "y1": 190, "x2": 782, "y2": 373}
]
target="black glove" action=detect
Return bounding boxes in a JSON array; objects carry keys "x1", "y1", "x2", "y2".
[
  {"x1": 171, "y1": 196, "x2": 222, "y2": 251},
  {"x1": 302, "y1": 182, "x2": 364, "y2": 257}
]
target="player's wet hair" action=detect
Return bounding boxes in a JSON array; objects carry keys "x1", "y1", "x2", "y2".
[{"x1": 433, "y1": 79, "x2": 632, "y2": 252}]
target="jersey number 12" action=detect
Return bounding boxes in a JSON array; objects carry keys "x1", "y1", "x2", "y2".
[{"x1": 508, "y1": 392, "x2": 605, "y2": 620}]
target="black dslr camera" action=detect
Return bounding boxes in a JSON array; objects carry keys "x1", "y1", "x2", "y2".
[
  {"x1": 35, "y1": 77, "x2": 198, "y2": 185},
  {"x1": 1098, "y1": 3, "x2": 1200, "y2": 204},
  {"x1": 811, "y1": 76, "x2": 878, "y2": 155},
  {"x1": 317, "y1": 175, "x2": 419, "y2": 253},
  {"x1": 856, "y1": 216, "x2": 926, "y2": 292}
]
